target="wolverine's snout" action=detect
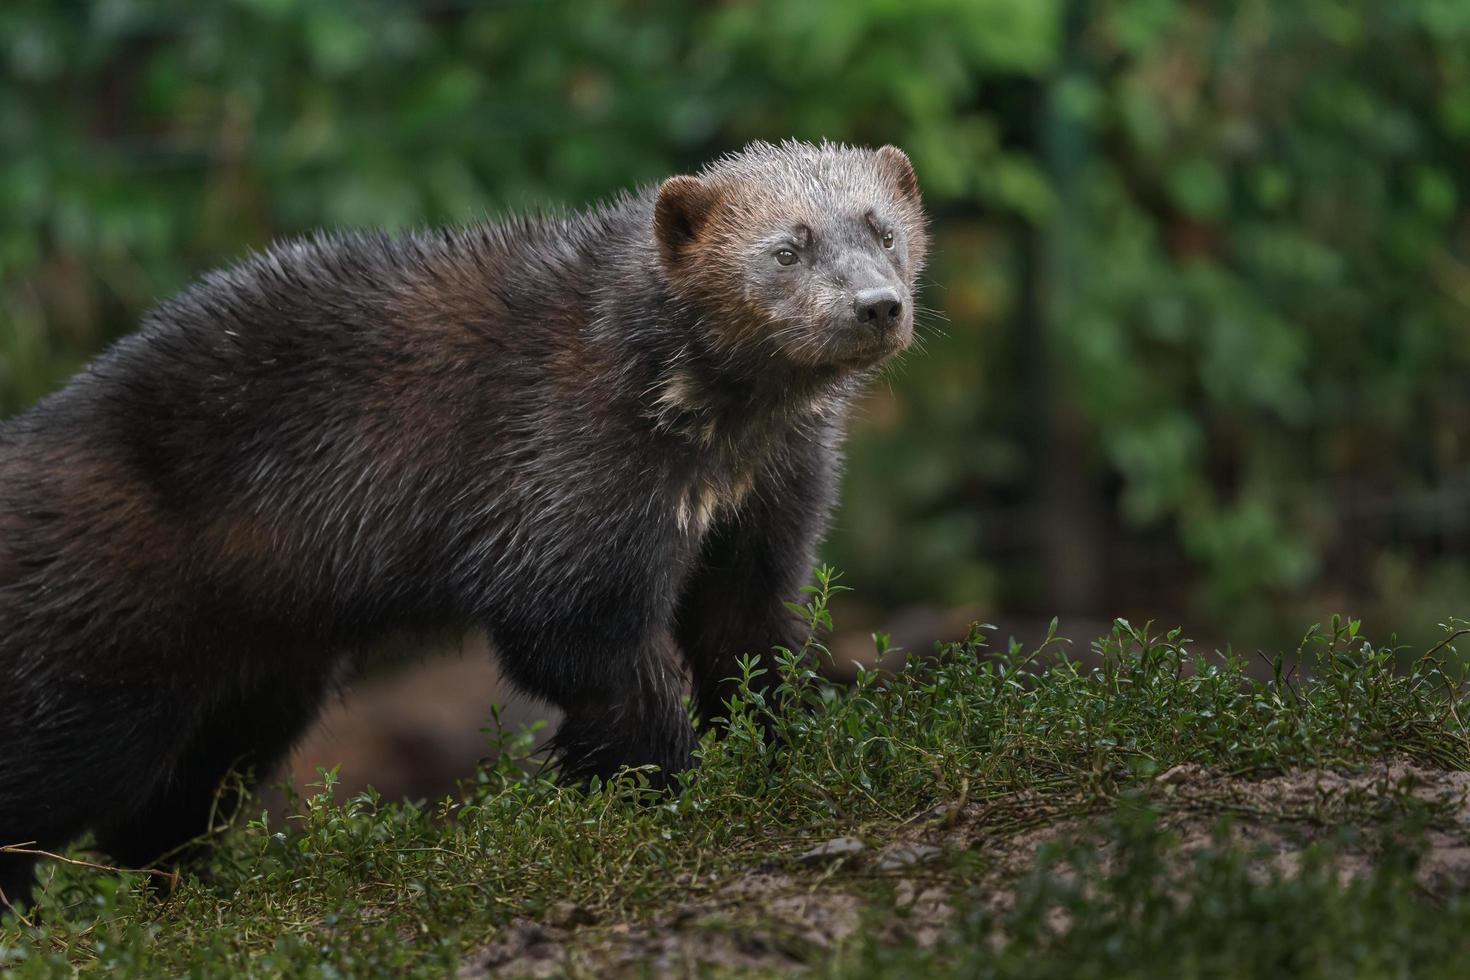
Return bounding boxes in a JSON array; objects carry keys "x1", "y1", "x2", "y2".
[
  {"x1": 853, "y1": 286, "x2": 904, "y2": 331},
  {"x1": 818, "y1": 280, "x2": 912, "y2": 367}
]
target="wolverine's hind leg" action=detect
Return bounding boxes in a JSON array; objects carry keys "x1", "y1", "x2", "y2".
[
  {"x1": 95, "y1": 674, "x2": 332, "y2": 870},
  {"x1": 0, "y1": 680, "x2": 195, "y2": 910},
  {"x1": 0, "y1": 853, "x2": 38, "y2": 914}
]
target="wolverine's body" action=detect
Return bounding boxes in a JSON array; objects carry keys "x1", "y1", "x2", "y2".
[{"x1": 0, "y1": 141, "x2": 926, "y2": 905}]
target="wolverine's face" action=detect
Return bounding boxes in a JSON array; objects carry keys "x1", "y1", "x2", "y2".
[
  {"x1": 654, "y1": 142, "x2": 928, "y2": 373},
  {"x1": 740, "y1": 202, "x2": 916, "y2": 368}
]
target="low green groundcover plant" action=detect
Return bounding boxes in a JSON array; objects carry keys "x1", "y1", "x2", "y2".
[{"x1": 3, "y1": 569, "x2": 1469, "y2": 976}]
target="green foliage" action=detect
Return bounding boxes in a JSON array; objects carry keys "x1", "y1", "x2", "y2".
[
  {"x1": 3, "y1": 588, "x2": 1469, "y2": 975},
  {"x1": 1052, "y1": 3, "x2": 1470, "y2": 623}
]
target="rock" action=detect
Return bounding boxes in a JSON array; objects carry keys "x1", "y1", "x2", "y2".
[
  {"x1": 876, "y1": 842, "x2": 941, "y2": 871},
  {"x1": 1155, "y1": 763, "x2": 1205, "y2": 786},
  {"x1": 795, "y1": 836, "x2": 866, "y2": 865},
  {"x1": 546, "y1": 900, "x2": 594, "y2": 927}
]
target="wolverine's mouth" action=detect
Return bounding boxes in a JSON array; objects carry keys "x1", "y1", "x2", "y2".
[{"x1": 827, "y1": 320, "x2": 913, "y2": 368}]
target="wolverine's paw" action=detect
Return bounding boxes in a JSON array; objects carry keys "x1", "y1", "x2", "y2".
[{"x1": 546, "y1": 713, "x2": 696, "y2": 797}]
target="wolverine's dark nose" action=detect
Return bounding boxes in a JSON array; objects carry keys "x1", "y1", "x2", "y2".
[{"x1": 854, "y1": 287, "x2": 903, "y2": 330}]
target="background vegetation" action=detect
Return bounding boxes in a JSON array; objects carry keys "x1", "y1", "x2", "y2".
[{"x1": 5, "y1": 0, "x2": 1470, "y2": 645}]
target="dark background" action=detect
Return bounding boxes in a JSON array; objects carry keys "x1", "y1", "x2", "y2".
[{"x1": 5, "y1": 2, "x2": 1470, "y2": 779}]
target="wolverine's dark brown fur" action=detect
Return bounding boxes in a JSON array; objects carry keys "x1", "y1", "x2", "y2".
[{"x1": 0, "y1": 140, "x2": 927, "y2": 907}]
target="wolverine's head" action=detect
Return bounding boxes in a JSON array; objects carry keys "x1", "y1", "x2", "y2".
[{"x1": 653, "y1": 140, "x2": 928, "y2": 372}]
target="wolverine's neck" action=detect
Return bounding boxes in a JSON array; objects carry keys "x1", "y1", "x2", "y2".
[{"x1": 642, "y1": 332, "x2": 856, "y2": 454}]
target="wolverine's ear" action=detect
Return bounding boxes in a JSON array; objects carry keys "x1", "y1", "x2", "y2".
[
  {"x1": 875, "y1": 145, "x2": 921, "y2": 204},
  {"x1": 655, "y1": 175, "x2": 721, "y2": 264}
]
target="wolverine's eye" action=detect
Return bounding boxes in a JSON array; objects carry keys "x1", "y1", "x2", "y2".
[
  {"x1": 881, "y1": 230, "x2": 895, "y2": 249},
  {"x1": 775, "y1": 248, "x2": 799, "y2": 266}
]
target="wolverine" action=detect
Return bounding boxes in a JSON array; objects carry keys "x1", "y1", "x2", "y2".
[{"x1": 0, "y1": 140, "x2": 927, "y2": 905}]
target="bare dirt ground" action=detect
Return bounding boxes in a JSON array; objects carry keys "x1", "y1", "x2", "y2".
[{"x1": 455, "y1": 760, "x2": 1470, "y2": 978}]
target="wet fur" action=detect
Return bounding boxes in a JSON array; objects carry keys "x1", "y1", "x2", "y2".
[{"x1": 0, "y1": 140, "x2": 926, "y2": 905}]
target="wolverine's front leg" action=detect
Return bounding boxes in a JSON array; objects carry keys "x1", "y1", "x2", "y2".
[
  {"x1": 553, "y1": 628, "x2": 694, "y2": 788},
  {"x1": 675, "y1": 441, "x2": 838, "y2": 729},
  {"x1": 489, "y1": 578, "x2": 697, "y2": 789}
]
